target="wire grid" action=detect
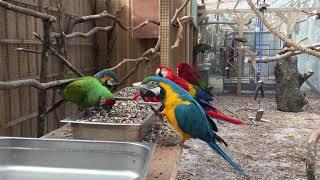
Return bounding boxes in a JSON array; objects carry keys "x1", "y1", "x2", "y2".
[
  {"x1": 0, "y1": 0, "x2": 97, "y2": 137},
  {"x1": 160, "y1": 0, "x2": 171, "y2": 66}
]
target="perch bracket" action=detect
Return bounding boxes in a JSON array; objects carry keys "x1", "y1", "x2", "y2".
[{"x1": 249, "y1": 109, "x2": 270, "y2": 125}]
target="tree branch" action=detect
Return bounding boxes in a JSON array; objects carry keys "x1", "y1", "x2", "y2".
[
  {"x1": 171, "y1": 0, "x2": 190, "y2": 24},
  {"x1": 0, "y1": 0, "x2": 56, "y2": 21},
  {"x1": 306, "y1": 129, "x2": 320, "y2": 180},
  {"x1": 242, "y1": 44, "x2": 320, "y2": 63},
  {"x1": 171, "y1": 18, "x2": 183, "y2": 49},
  {"x1": 170, "y1": 16, "x2": 192, "y2": 49},
  {"x1": 247, "y1": 0, "x2": 320, "y2": 58},
  {"x1": 33, "y1": 32, "x2": 85, "y2": 77},
  {"x1": 0, "y1": 79, "x2": 76, "y2": 90},
  {"x1": 299, "y1": 71, "x2": 314, "y2": 87},
  {"x1": 65, "y1": 26, "x2": 113, "y2": 39}
]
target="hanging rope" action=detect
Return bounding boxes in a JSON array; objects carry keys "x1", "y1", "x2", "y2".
[{"x1": 254, "y1": 0, "x2": 265, "y2": 106}]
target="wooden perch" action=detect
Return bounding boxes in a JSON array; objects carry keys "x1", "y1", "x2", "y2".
[
  {"x1": 171, "y1": 0, "x2": 190, "y2": 24},
  {"x1": 171, "y1": 16, "x2": 192, "y2": 50},
  {"x1": 306, "y1": 129, "x2": 320, "y2": 180},
  {"x1": 0, "y1": 79, "x2": 75, "y2": 90},
  {"x1": 0, "y1": 0, "x2": 56, "y2": 21},
  {"x1": 247, "y1": 0, "x2": 320, "y2": 59},
  {"x1": 242, "y1": 44, "x2": 320, "y2": 63}
]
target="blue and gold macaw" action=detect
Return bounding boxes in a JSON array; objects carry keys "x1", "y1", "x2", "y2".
[{"x1": 139, "y1": 76, "x2": 245, "y2": 176}]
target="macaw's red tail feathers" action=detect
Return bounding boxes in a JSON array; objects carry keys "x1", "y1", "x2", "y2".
[
  {"x1": 40, "y1": 99, "x2": 65, "y2": 118},
  {"x1": 207, "y1": 109, "x2": 246, "y2": 125}
]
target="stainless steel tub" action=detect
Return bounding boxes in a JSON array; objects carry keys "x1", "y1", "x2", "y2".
[
  {"x1": 61, "y1": 100, "x2": 161, "y2": 142},
  {"x1": 0, "y1": 137, "x2": 155, "y2": 180}
]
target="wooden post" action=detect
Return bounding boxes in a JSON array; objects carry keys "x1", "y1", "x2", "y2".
[
  {"x1": 160, "y1": 0, "x2": 171, "y2": 67},
  {"x1": 37, "y1": 19, "x2": 51, "y2": 137},
  {"x1": 307, "y1": 129, "x2": 320, "y2": 180},
  {"x1": 236, "y1": 14, "x2": 244, "y2": 96}
]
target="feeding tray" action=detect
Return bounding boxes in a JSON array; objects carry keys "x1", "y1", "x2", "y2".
[
  {"x1": 0, "y1": 137, "x2": 154, "y2": 180},
  {"x1": 61, "y1": 87, "x2": 161, "y2": 142}
]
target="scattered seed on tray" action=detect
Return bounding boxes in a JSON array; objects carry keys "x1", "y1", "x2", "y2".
[
  {"x1": 143, "y1": 119, "x2": 181, "y2": 146},
  {"x1": 113, "y1": 87, "x2": 139, "y2": 97},
  {"x1": 78, "y1": 100, "x2": 155, "y2": 124}
]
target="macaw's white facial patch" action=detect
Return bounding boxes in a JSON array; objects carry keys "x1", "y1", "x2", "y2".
[
  {"x1": 155, "y1": 68, "x2": 161, "y2": 76},
  {"x1": 160, "y1": 68, "x2": 168, "y2": 77},
  {"x1": 150, "y1": 86, "x2": 161, "y2": 96}
]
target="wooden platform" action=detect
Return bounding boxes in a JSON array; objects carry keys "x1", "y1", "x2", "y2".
[{"x1": 42, "y1": 124, "x2": 183, "y2": 180}]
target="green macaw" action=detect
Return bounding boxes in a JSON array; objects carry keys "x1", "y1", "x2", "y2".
[
  {"x1": 193, "y1": 43, "x2": 211, "y2": 65},
  {"x1": 41, "y1": 76, "x2": 115, "y2": 117},
  {"x1": 139, "y1": 76, "x2": 246, "y2": 176}
]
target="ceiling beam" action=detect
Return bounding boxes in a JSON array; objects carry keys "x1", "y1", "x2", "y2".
[
  {"x1": 199, "y1": 21, "x2": 237, "y2": 25},
  {"x1": 204, "y1": 0, "x2": 235, "y2": 6},
  {"x1": 200, "y1": 7, "x2": 319, "y2": 14}
]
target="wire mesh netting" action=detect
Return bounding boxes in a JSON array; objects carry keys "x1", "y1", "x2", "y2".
[{"x1": 0, "y1": 0, "x2": 97, "y2": 137}]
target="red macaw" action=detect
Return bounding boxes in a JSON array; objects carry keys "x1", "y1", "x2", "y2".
[
  {"x1": 156, "y1": 66, "x2": 245, "y2": 125},
  {"x1": 177, "y1": 62, "x2": 208, "y2": 90}
]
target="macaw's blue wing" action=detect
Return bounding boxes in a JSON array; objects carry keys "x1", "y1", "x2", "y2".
[
  {"x1": 174, "y1": 102, "x2": 214, "y2": 139},
  {"x1": 194, "y1": 87, "x2": 214, "y2": 102},
  {"x1": 174, "y1": 102, "x2": 246, "y2": 176}
]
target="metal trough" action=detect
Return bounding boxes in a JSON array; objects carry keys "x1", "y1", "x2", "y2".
[
  {"x1": 0, "y1": 137, "x2": 154, "y2": 180},
  {"x1": 61, "y1": 99, "x2": 161, "y2": 142}
]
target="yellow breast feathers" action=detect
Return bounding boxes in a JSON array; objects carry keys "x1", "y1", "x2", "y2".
[{"x1": 159, "y1": 82, "x2": 191, "y2": 142}]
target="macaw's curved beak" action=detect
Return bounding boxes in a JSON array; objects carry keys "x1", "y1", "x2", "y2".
[
  {"x1": 99, "y1": 99, "x2": 116, "y2": 112},
  {"x1": 107, "y1": 78, "x2": 119, "y2": 86},
  {"x1": 138, "y1": 86, "x2": 161, "y2": 102}
]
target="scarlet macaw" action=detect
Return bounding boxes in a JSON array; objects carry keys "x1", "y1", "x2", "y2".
[
  {"x1": 156, "y1": 66, "x2": 245, "y2": 125},
  {"x1": 139, "y1": 76, "x2": 246, "y2": 176},
  {"x1": 177, "y1": 62, "x2": 208, "y2": 91}
]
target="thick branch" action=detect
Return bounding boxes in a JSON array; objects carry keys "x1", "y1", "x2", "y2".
[
  {"x1": 307, "y1": 129, "x2": 320, "y2": 180},
  {"x1": 171, "y1": 0, "x2": 190, "y2": 24},
  {"x1": 242, "y1": 44, "x2": 320, "y2": 63},
  {"x1": 132, "y1": 19, "x2": 160, "y2": 31},
  {"x1": 247, "y1": 0, "x2": 320, "y2": 58},
  {"x1": 0, "y1": 79, "x2": 75, "y2": 90},
  {"x1": 299, "y1": 71, "x2": 313, "y2": 87},
  {"x1": 171, "y1": 18, "x2": 183, "y2": 49},
  {"x1": 65, "y1": 26, "x2": 113, "y2": 39},
  {"x1": 0, "y1": 0, "x2": 56, "y2": 21}
]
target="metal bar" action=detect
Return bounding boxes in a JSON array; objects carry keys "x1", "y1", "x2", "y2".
[
  {"x1": 160, "y1": 0, "x2": 171, "y2": 67},
  {"x1": 200, "y1": 7, "x2": 319, "y2": 14},
  {"x1": 199, "y1": 21, "x2": 236, "y2": 25}
]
